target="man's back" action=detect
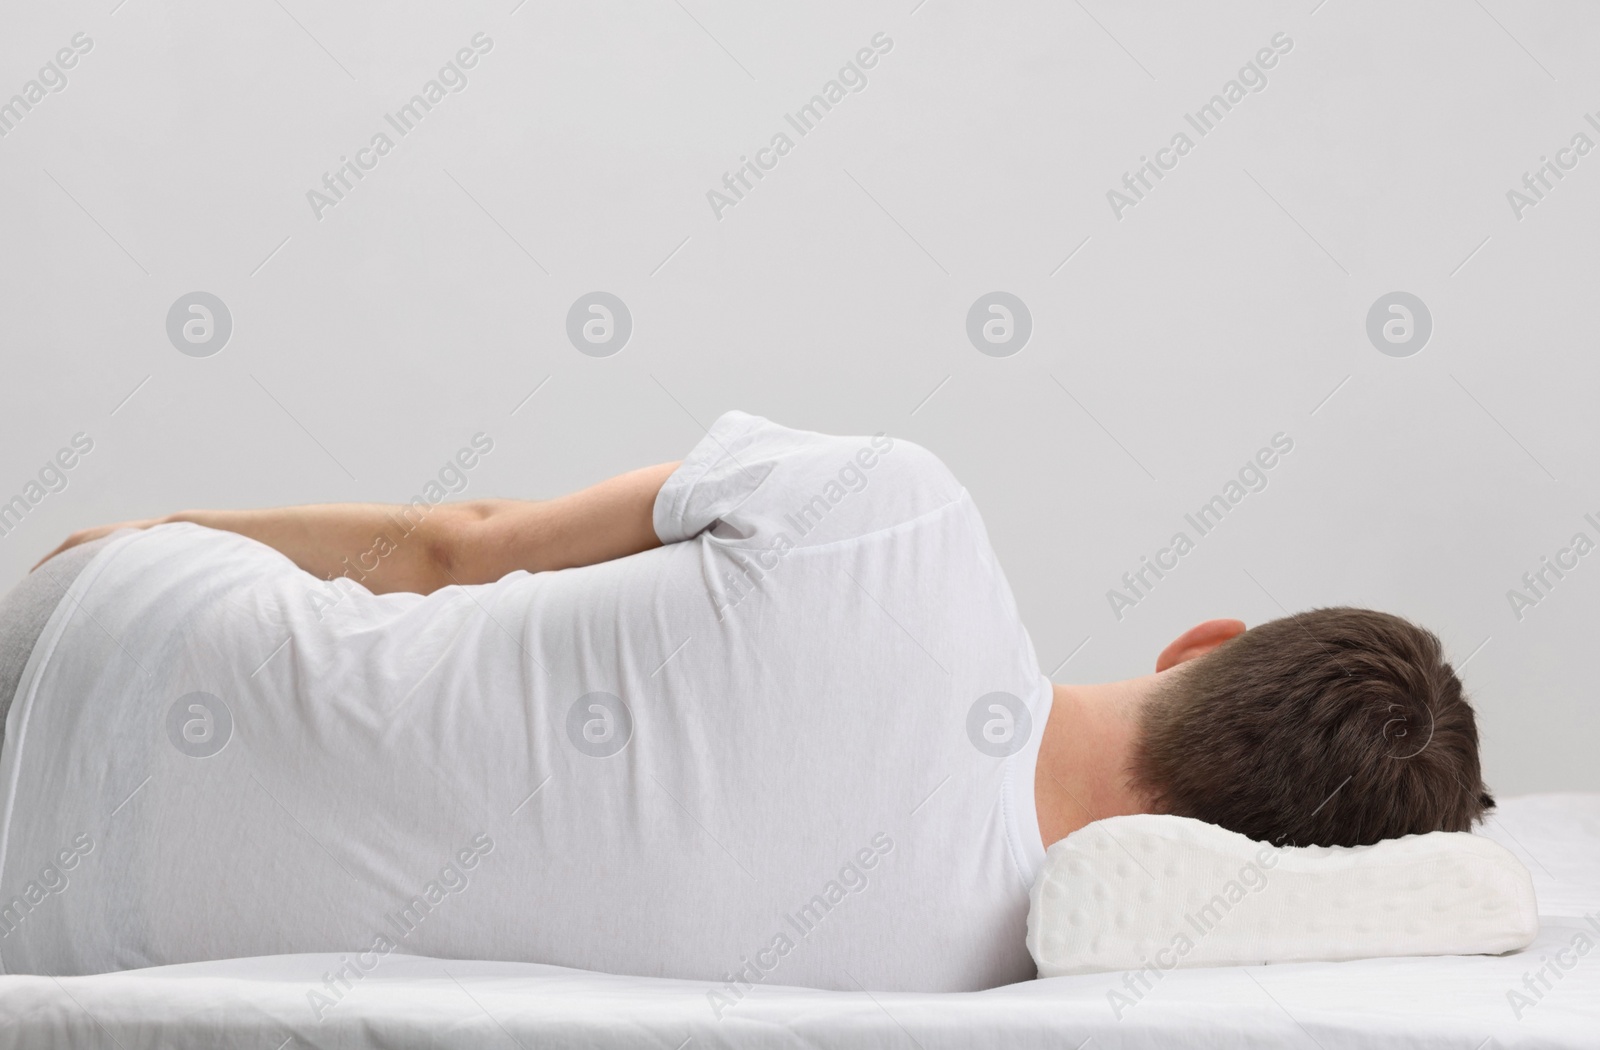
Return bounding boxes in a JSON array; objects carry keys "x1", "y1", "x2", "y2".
[{"x1": 0, "y1": 412, "x2": 1052, "y2": 996}]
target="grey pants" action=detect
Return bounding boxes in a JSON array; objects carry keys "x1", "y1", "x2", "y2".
[{"x1": 0, "y1": 531, "x2": 131, "y2": 756}]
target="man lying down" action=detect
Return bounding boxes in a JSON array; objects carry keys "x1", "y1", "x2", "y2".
[{"x1": 0, "y1": 410, "x2": 1492, "y2": 995}]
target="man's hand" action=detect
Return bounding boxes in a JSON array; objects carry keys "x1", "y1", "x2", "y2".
[{"x1": 32, "y1": 517, "x2": 166, "y2": 572}]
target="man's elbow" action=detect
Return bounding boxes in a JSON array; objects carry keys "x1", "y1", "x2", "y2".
[
  {"x1": 416, "y1": 500, "x2": 490, "y2": 591},
  {"x1": 420, "y1": 499, "x2": 521, "y2": 590}
]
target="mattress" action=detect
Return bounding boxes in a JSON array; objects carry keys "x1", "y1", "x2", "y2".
[{"x1": 1, "y1": 793, "x2": 1595, "y2": 1049}]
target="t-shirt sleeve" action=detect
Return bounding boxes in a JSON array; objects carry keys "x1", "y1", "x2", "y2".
[{"x1": 652, "y1": 410, "x2": 964, "y2": 547}]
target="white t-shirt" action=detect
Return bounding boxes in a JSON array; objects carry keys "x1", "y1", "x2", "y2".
[{"x1": 0, "y1": 411, "x2": 1051, "y2": 1003}]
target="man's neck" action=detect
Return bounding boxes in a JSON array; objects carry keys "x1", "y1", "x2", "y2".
[{"x1": 1034, "y1": 678, "x2": 1152, "y2": 850}]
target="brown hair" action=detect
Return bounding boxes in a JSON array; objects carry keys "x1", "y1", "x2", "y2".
[{"x1": 1130, "y1": 607, "x2": 1493, "y2": 848}]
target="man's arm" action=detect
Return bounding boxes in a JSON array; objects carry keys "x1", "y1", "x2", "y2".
[{"x1": 32, "y1": 461, "x2": 682, "y2": 595}]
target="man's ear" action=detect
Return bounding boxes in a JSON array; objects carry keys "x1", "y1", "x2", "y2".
[{"x1": 1155, "y1": 619, "x2": 1246, "y2": 673}]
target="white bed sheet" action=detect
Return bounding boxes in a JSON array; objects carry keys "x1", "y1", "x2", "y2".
[{"x1": 1, "y1": 793, "x2": 1595, "y2": 1050}]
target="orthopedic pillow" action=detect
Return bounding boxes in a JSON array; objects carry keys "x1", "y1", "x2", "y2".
[{"x1": 1027, "y1": 814, "x2": 1539, "y2": 977}]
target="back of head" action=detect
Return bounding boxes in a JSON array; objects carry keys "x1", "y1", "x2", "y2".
[{"x1": 1130, "y1": 607, "x2": 1493, "y2": 848}]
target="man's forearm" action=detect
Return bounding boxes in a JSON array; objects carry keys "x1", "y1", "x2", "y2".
[
  {"x1": 162, "y1": 460, "x2": 682, "y2": 596},
  {"x1": 162, "y1": 503, "x2": 457, "y2": 595}
]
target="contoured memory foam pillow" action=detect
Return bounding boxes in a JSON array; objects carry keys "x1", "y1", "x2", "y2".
[{"x1": 1028, "y1": 814, "x2": 1538, "y2": 977}]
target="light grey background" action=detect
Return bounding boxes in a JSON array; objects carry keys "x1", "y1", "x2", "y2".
[{"x1": 1, "y1": 0, "x2": 1595, "y2": 795}]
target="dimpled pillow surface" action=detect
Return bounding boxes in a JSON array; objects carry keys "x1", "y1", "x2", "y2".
[{"x1": 1027, "y1": 814, "x2": 1539, "y2": 977}]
